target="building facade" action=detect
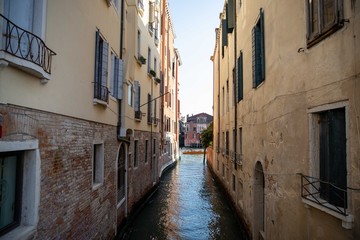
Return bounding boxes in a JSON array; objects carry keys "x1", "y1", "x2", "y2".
[
  {"x1": 159, "y1": 0, "x2": 181, "y2": 170},
  {"x1": 0, "y1": 0, "x2": 179, "y2": 239},
  {"x1": 184, "y1": 113, "x2": 213, "y2": 148},
  {"x1": 210, "y1": 0, "x2": 359, "y2": 239}
]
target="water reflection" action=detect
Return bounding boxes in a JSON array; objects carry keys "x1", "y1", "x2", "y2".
[{"x1": 124, "y1": 154, "x2": 248, "y2": 240}]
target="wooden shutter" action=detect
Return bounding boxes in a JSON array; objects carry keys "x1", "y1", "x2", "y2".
[
  {"x1": 134, "y1": 81, "x2": 140, "y2": 111},
  {"x1": 222, "y1": 19, "x2": 228, "y2": 47},
  {"x1": 227, "y1": 0, "x2": 235, "y2": 32},
  {"x1": 101, "y1": 40, "x2": 109, "y2": 89},
  {"x1": 260, "y1": 9, "x2": 265, "y2": 81},
  {"x1": 94, "y1": 31, "x2": 100, "y2": 85},
  {"x1": 237, "y1": 51, "x2": 243, "y2": 101},
  {"x1": 116, "y1": 59, "x2": 124, "y2": 99}
]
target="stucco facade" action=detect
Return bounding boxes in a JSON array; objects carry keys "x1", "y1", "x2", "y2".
[
  {"x1": 0, "y1": 0, "x2": 179, "y2": 239},
  {"x1": 160, "y1": 0, "x2": 181, "y2": 166},
  {"x1": 210, "y1": 0, "x2": 360, "y2": 239}
]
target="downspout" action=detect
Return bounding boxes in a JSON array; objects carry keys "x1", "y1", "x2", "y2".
[
  {"x1": 119, "y1": 0, "x2": 128, "y2": 218},
  {"x1": 233, "y1": 1, "x2": 238, "y2": 170},
  {"x1": 117, "y1": 0, "x2": 125, "y2": 140}
]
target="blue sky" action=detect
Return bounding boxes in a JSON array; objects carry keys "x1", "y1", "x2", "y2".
[{"x1": 169, "y1": 0, "x2": 224, "y2": 117}]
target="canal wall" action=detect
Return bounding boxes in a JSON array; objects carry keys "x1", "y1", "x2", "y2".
[{"x1": 206, "y1": 147, "x2": 251, "y2": 238}]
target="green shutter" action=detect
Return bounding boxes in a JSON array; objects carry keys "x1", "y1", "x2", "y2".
[
  {"x1": 252, "y1": 9, "x2": 265, "y2": 88},
  {"x1": 237, "y1": 51, "x2": 243, "y2": 102},
  {"x1": 227, "y1": 1, "x2": 235, "y2": 33},
  {"x1": 260, "y1": 9, "x2": 265, "y2": 81},
  {"x1": 222, "y1": 19, "x2": 228, "y2": 47}
]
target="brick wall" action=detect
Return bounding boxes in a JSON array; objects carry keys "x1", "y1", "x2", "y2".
[
  {"x1": 0, "y1": 104, "x2": 119, "y2": 239},
  {"x1": 127, "y1": 129, "x2": 161, "y2": 213}
]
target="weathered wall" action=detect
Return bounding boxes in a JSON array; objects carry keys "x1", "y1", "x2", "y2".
[{"x1": 0, "y1": 104, "x2": 118, "y2": 239}]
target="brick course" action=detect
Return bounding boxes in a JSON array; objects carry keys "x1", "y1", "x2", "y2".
[{"x1": 0, "y1": 104, "x2": 118, "y2": 239}]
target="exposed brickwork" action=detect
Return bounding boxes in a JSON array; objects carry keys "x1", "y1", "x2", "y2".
[
  {"x1": 127, "y1": 129, "x2": 161, "y2": 213},
  {"x1": 0, "y1": 104, "x2": 119, "y2": 239}
]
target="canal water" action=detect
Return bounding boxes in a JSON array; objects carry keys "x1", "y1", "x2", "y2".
[{"x1": 121, "y1": 153, "x2": 248, "y2": 240}]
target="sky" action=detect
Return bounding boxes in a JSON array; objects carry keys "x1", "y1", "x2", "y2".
[{"x1": 168, "y1": 0, "x2": 224, "y2": 117}]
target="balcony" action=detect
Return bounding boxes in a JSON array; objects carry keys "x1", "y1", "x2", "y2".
[
  {"x1": 0, "y1": 14, "x2": 56, "y2": 80},
  {"x1": 299, "y1": 173, "x2": 354, "y2": 229},
  {"x1": 93, "y1": 82, "x2": 109, "y2": 105}
]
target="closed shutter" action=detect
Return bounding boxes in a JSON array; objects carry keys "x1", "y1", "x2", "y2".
[
  {"x1": 237, "y1": 51, "x2": 243, "y2": 101},
  {"x1": 222, "y1": 19, "x2": 228, "y2": 47},
  {"x1": 260, "y1": 10, "x2": 265, "y2": 81},
  {"x1": 94, "y1": 31, "x2": 100, "y2": 89},
  {"x1": 134, "y1": 81, "x2": 140, "y2": 111},
  {"x1": 252, "y1": 10, "x2": 263, "y2": 88},
  {"x1": 227, "y1": 0, "x2": 235, "y2": 32},
  {"x1": 116, "y1": 59, "x2": 124, "y2": 99},
  {"x1": 101, "y1": 40, "x2": 109, "y2": 90}
]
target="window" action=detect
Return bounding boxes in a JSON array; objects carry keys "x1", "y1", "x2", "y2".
[
  {"x1": 237, "y1": 51, "x2": 243, "y2": 102},
  {"x1": 147, "y1": 48, "x2": 151, "y2": 73},
  {"x1": 137, "y1": 30, "x2": 141, "y2": 59},
  {"x1": 110, "y1": 53, "x2": 123, "y2": 99},
  {"x1": 226, "y1": 131, "x2": 229, "y2": 156},
  {"x1": 193, "y1": 127, "x2": 196, "y2": 132},
  {"x1": 145, "y1": 140, "x2": 149, "y2": 163},
  {"x1": 306, "y1": 0, "x2": 343, "y2": 47},
  {"x1": 0, "y1": 140, "x2": 40, "y2": 239},
  {"x1": 94, "y1": 30, "x2": 109, "y2": 103},
  {"x1": 153, "y1": 139, "x2": 156, "y2": 157},
  {"x1": 117, "y1": 144, "x2": 126, "y2": 203},
  {"x1": 128, "y1": 83, "x2": 133, "y2": 106},
  {"x1": 134, "y1": 140, "x2": 139, "y2": 167},
  {"x1": 154, "y1": 58, "x2": 157, "y2": 77},
  {"x1": 153, "y1": 99, "x2": 157, "y2": 124},
  {"x1": 239, "y1": 127, "x2": 243, "y2": 157},
  {"x1": 226, "y1": 80, "x2": 229, "y2": 112},
  {"x1": 134, "y1": 81, "x2": 141, "y2": 114},
  {"x1": 307, "y1": 102, "x2": 349, "y2": 218},
  {"x1": 252, "y1": 9, "x2": 265, "y2": 88},
  {"x1": 0, "y1": 152, "x2": 22, "y2": 236},
  {"x1": 318, "y1": 108, "x2": 347, "y2": 207},
  {"x1": 232, "y1": 174, "x2": 236, "y2": 192},
  {"x1": 221, "y1": 18, "x2": 228, "y2": 58},
  {"x1": 1, "y1": 0, "x2": 55, "y2": 79},
  {"x1": 93, "y1": 142, "x2": 104, "y2": 186},
  {"x1": 147, "y1": 94, "x2": 152, "y2": 123}
]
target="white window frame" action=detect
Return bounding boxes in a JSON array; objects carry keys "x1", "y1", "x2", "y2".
[
  {"x1": 0, "y1": 140, "x2": 40, "y2": 240},
  {"x1": 307, "y1": 101, "x2": 353, "y2": 229},
  {"x1": 0, "y1": 0, "x2": 52, "y2": 80}
]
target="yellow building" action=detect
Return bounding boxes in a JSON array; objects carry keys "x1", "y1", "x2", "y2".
[
  {"x1": 210, "y1": 0, "x2": 360, "y2": 239},
  {"x1": 0, "y1": 0, "x2": 179, "y2": 238},
  {"x1": 159, "y1": 0, "x2": 181, "y2": 170}
]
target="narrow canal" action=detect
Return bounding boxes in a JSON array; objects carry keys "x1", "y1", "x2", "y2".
[{"x1": 120, "y1": 153, "x2": 248, "y2": 240}]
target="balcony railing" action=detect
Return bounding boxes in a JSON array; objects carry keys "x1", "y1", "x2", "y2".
[
  {"x1": 0, "y1": 13, "x2": 56, "y2": 74},
  {"x1": 94, "y1": 83, "x2": 109, "y2": 103},
  {"x1": 299, "y1": 174, "x2": 348, "y2": 216}
]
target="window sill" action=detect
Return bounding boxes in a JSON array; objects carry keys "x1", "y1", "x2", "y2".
[
  {"x1": 0, "y1": 52, "x2": 51, "y2": 82},
  {"x1": 302, "y1": 197, "x2": 354, "y2": 229},
  {"x1": 1, "y1": 226, "x2": 36, "y2": 240},
  {"x1": 93, "y1": 98, "x2": 108, "y2": 107}
]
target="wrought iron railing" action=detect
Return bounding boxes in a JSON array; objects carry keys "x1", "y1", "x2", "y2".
[
  {"x1": 299, "y1": 173, "x2": 348, "y2": 216},
  {"x1": 94, "y1": 83, "x2": 109, "y2": 103},
  {"x1": 0, "y1": 14, "x2": 56, "y2": 74}
]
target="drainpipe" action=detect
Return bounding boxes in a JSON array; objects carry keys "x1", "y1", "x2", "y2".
[
  {"x1": 118, "y1": 0, "x2": 128, "y2": 218},
  {"x1": 233, "y1": 1, "x2": 238, "y2": 171}
]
